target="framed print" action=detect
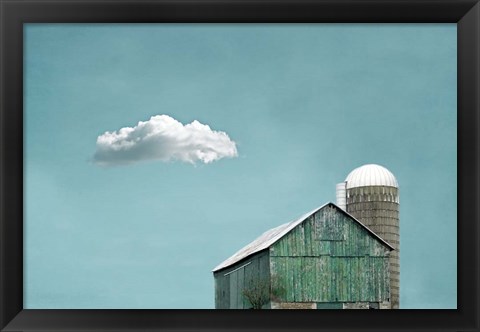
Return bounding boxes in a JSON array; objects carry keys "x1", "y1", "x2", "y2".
[{"x1": 1, "y1": 0, "x2": 479, "y2": 331}]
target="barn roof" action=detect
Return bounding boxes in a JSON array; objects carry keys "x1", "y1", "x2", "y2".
[{"x1": 212, "y1": 202, "x2": 394, "y2": 272}]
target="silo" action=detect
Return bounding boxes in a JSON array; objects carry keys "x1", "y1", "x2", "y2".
[{"x1": 336, "y1": 164, "x2": 400, "y2": 309}]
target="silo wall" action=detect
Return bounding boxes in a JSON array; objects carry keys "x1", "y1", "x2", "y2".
[{"x1": 346, "y1": 185, "x2": 400, "y2": 309}]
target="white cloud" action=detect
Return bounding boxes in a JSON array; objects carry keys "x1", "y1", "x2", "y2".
[{"x1": 93, "y1": 115, "x2": 238, "y2": 166}]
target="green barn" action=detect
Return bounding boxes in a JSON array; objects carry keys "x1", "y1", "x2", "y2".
[{"x1": 212, "y1": 203, "x2": 394, "y2": 309}]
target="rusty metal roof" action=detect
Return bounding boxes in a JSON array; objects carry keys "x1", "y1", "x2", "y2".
[{"x1": 212, "y1": 202, "x2": 394, "y2": 272}]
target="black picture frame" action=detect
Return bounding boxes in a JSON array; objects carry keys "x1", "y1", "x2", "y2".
[{"x1": 1, "y1": 0, "x2": 478, "y2": 331}]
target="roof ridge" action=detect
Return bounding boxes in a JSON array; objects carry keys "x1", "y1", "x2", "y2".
[{"x1": 212, "y1": 202, "x2": 394, "y2": 272}]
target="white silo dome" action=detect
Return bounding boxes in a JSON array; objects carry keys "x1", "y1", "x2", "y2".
[{"x1": 345, "y1": 164, "x2": 398, "y2": 189}]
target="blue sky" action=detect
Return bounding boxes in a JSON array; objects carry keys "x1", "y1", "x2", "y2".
[{"x1": 24, "y1": 24, "x2": 457, "y2": 309}]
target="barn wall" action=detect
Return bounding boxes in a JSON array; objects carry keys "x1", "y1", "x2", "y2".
[
  {"x1": 269, "y1": 204, "x2": 391, "y2": 304},
  {"x1": 214, "y1": 250, "x2": 270, "y2": 309}
]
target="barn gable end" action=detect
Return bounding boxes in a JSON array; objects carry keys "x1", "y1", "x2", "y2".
[{"x1": 269, "y1": 204, "x2": 391, "y2": 305}]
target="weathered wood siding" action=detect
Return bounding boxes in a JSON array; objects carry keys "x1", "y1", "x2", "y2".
[
  {"x1": 270, "y1": 204, "x2": 391, "y2": 304},
  {"x1": 214, "y1": 250, "x2": 270, "y2": 309}
]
